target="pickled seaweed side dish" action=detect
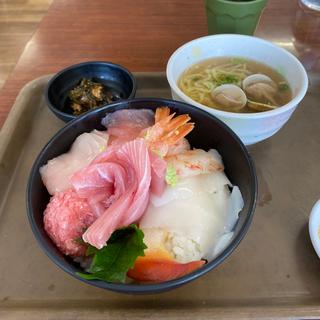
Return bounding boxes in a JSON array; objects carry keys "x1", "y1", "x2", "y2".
[{"x1": 68, "y1": 78, "x2": 122, "y2": 115}]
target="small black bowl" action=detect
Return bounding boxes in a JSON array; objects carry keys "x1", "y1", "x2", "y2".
[
  {"x1": 27, "y1": 98, "x2": 257, "y2": 294},
  {"x1": 45, "y1": 61, "x2": 136, "y2": 122}
]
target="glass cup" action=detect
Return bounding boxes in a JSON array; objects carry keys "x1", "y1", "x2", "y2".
[
  {"x1": 299, "y1": 0, "x2": 320, "y2": 11},
  {"x1": 293, "y1": 0, "x2": 320, "y2": 70}
]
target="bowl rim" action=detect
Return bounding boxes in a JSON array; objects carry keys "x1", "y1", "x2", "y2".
[
  {"x1": 309, "y1": 199, "x2": 320, "y2": 258},
  {"x1": 26, "y1": 97, "x2": 258, "y2": 294},
  {"x1": 211, "y1": 0, "x2": 266, "y2": 4},
  {"x1": 44, "y1": 60, "x2": 137, "y2": 120},
  {"x1": 166, "y1": 34, "x2": 309, "y2": 119}
]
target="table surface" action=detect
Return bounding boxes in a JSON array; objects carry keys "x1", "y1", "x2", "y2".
[{"x1": 0, "y1": 0, "x2": 319, "y2": 128}]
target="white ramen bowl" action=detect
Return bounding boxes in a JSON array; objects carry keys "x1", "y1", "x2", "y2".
[
  {"x1": 166, "y1": 34, "x2": 308, "y2": 145},
  {"x1": 309, "y1": 199, "x2": 320, "y2": 258}
]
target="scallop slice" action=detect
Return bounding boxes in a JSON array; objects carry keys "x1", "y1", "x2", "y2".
[
  {"x1": 211, "y1": 84, "x2": 247, "y2": 112},
  {"x1": 242, "y1": 74, "x2": 278, "y2": 107}
]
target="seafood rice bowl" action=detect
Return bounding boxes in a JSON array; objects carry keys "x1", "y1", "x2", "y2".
[{"x1": 27, "y1": 98, "x2": 257, "y2": 293}]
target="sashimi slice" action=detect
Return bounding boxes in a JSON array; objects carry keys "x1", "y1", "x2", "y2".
[
  {"x1": 149, "y1": 151, "x2": 167, "y2": 196},
  {"x1": 117, "y1": 140, "x2": 151, "y2": 225},
  {"x1": 80, "y1": 139, "x2": 152, "y2": 249},
  {"x1": 70, "y1": 162, "x2": 127, "y2": 218},
  {"x1": 82, "y1": 185, "x2": 136, "y2": 249},
  {"x1": 225, "y1": 186, "x2": 244, "y2": 231},
  {"x1": 40, "y1": 130, "x2": 109, "y2": 195},
  {"x1": 101, "y1": 109, "x2": 154, "y2": 145},
  {"x1": 71, "y1": 162, "x2": 126, "y2": 199},
  {"x1": 150, "y1": 171, "x2": 230, "y2": 207},
  {"x1": 128, "y1": 256, "x2": 205, "y2": 282},
  {"x1": 140, "y1": 170, "x2": 241, "y2": 262}
]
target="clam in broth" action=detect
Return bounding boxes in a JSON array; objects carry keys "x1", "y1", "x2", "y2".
[
  {"x1": 179, "y1": 57, "x2": 292, "y2": 113},
  {"x1": 211, "y1": 84, "x2": 247, "y2": 112}
]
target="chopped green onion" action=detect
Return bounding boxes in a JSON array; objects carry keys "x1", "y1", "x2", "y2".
[
  {"x1": 231, "y1": 57, "x2": 247, "y2": 65},
  {"x1": 278, "y1": 82, "x2": 289, "y2": 91},
  {"x1": 215, "y1": 73, "x2": 239, "y2": 86}
]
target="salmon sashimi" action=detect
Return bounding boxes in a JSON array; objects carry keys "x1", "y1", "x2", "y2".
[
  {"x1": 71, "y1": 139, "x2": 152, "y2": 249},
  {"x1": 128, "y1": 257, "x2": 205, "y2": 282}
]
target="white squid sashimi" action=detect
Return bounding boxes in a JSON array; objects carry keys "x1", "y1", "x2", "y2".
[
  {"x1": 140, "y1": 169, "x2": 244, "y2": 263},
  {"x1": 150, "y1": 171, "x2": 230, "y2": 207},
  {"x1": 213, "y1": 186, "x2": 244, "y2": 256},
  {"x1": 40, "y1": 130, "x2": 109, "y2": 195},
  {"x1": 225, "y1": 186, "x2": 244, "y2": 231}
]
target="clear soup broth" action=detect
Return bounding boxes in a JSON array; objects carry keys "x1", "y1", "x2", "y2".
[{"x1": 178, "y1": 57, "x2": 292, "y2": 113}]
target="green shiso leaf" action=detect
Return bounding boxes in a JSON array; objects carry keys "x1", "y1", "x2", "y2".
[
  {"x1": 77, "y1": 224, "x2": 147, "y2": 283},
  {"x1": 165, "y1": 164, "x2": 178, "y2": 187}
]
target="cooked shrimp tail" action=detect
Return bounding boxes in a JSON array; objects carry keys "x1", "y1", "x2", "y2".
[
  {"x1": 155, "y1": 106, "x2": 171, "y2": 122},
  {"x1": 162, "y1": 122, "x2": 194, "y2": 146},
  {"x1": 142, "y1": 107, "x2": 194, "y2": 156}
]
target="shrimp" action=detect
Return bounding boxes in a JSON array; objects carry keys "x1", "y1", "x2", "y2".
[
  {"x1": 166, "y1": 149, "x2": 224, "y2": 178},
  {"x1": 166, "y1": 138, "x2": 190, "y2": 157},
  {"x1": 141, "y1": 107, "x2": 194, "y2": 157}
]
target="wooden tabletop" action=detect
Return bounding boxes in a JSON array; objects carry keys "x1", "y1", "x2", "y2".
[{"x1": 0, "y1": 0, "x2": 318, "y2": 128}]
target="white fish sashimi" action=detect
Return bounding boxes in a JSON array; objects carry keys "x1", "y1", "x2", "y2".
[{"x1": 40, "y1": 130, "x2": 109, "y2": 195}]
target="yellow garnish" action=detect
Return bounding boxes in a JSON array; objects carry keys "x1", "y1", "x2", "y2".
[{"x1": 144, "y1": 129, "x2": 151, "y2": 140}]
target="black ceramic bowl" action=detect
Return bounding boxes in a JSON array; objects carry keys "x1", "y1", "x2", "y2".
[
  {"x1": 27, "y1": 98, "x2": 257, "y2": 294},
  {"x1": 45, "y1": 61, "x2": 136, "y2": 122}
]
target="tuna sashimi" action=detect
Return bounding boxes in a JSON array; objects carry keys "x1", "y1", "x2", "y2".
[
  {"x1": 40, "y1": 130, "x2": 109, "y2": 195},
  {"x1": 44, "y1": 189, "x2": 96, "y2": 257},
  {"x1": 71, "y1": 160, "x2": 127, "y2": 217},
  {"x1": 71, "y1": 139, "x2": 152, "y2": 249},
  {"x1": 117, "y1": 140, "x2": 151, "y2": 225},
  {"x1": 101, "y1": 109, "x2": 154, "y2": 145},
  {"x1": 149, "y1": 151, "x2": 167, "y2": 196}
]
